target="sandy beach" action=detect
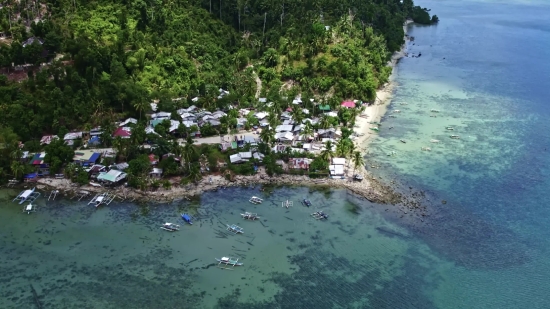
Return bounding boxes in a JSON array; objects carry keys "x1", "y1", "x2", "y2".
[{"x1": 353, "y1": 20, "x2": 412, "y2": 150}]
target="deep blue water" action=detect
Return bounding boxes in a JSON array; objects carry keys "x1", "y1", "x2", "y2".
[{"x1": 368, "y1": 0, "x2": 550, "y2": 306}]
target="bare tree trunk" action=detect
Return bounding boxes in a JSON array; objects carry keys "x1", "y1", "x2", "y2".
[
  {"x1": 238, "y1": 9, "x2": 240, "y2": 31},
  {"x1": 262, "y1": 12, "x2": 266, "y2": 39},
  {"x1": 210, "y1": 0, "x2": 212, "y2": 13},
  {"x1": 219, "y1": 0, "x2": 221, "y2": 19},
  {"x1": 280, "y1": 2, "x2": 284, "y2": 26}
]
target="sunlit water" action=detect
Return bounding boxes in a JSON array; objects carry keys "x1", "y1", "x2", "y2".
[{"x1": 2, "y1": 0, "x2": 550, "y2": 308}]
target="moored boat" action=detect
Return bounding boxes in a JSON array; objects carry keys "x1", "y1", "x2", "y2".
[
  {"x1": 311, "y1": 211, "x2": 329, "y2": 220},
  {"x1": 450, "y1": 135, "x2": 460, "y2": 139},
  {"x1": 302, "y1": 199, "x2": 312, "y2": 207},
  {"x1": 400, "y1": 139, "x2": 406, "y2": 143},
  {"x1": 249, "y1": 196, "x2": 263, "y2": 204},
  {"x1": 227, "y1": 224, "x2": 244, "y2": 234},
  {"x1": 13, "y1": 187, "x2": 37, "y2": 204},
  {"x1": 445, "y1": 126, "x2": 454, "y2": 130},
  {"x1": 181, "y1": 213, "x2": 193, "y2": 225},
  {"x1": 241, "y1": 212, "x2": 260, "y2": 220},
  {"x1": 160, "y1": 223, "x2": 180, "y2": 231},
  {"x1": 216, "y1": 257, "x2": 243, "y2": 269}
]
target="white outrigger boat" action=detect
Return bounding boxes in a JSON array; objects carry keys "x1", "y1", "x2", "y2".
[
  {"x1": 160, "y1": 223, "x2": 180, "y2": 231},
  {"x1": 227, "y1": 224, "x2": 244, "y2": 234},
  {"x1": 450, "y1": 135, "x2": 460, "y2": 139},
  {"x1": 445, "y1": 126, "x2": 454, "y2": 130},
  {"x1": 282, "y1": 200, "x2": 293, "y2": 208},
  {"x1": 23, "y1": 202, "x2": 36, "y2": 214},
  {"x1": 88, "y1": 192, "x2": 116, "y2": 208},
  {"x1": 430, "y1": 139, "x2": 440, "y2": 143},
  {"x1": 430, "y1": 109, "x2": 440, "y2": 113},
  {"x1": 311, "y1": 211, "x2": 329, "y2": 220},
  {"x1": 13, "y1": 187, "x2": 40, "y2": 204},
  {"x1": 216, "y1": 257, "x2": 243, "y2": 270},
  {"x1": 249, "y1": 196, "x2": 263, "y2": 204},
  {"x1": 241, "y1": 212, "x2": 260, "y2": 220},
  {"x1": 421, "y1": 147, "x2": 432, "y2": 151}
]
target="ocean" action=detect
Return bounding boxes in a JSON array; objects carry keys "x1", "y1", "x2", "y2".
[{"x1": 2, "y1": 0, "x2": 550, "y2": 308}]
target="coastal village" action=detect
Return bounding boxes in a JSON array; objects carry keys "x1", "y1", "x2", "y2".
[{"x1": 10, "y1": 89, "x2": 393, "y2": 203}]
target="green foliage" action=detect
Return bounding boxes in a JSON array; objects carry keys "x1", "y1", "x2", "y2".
[
  {"x1": 44, "y1": 139, "x2": 75, "y2": 173},
  {"x1": 411, "y1": 6, "x2": 438, "y2": 25}
]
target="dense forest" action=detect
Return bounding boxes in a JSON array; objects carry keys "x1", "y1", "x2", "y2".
[{"x1": 0, "y1": 0, "x2": 437, "y2": 183}]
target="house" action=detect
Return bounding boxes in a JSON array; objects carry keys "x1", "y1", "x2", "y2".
[
  {"x1": 150, "y1": 168, "x2": 163, "y2": 179},
  {"x1": 24, "y1": 173, "x2": 38, "y2": 182},
  {"x1": 22, "y1": 37, "x2": 44, "y2": 47},
  {"x1": 253, "y1": 152, "x2": 265, "y2": 161},
  {"x1": 275, "y1": 125, "x2": 294, "y2": 132},
  {"x1": 329, "y1": 164, "x2": 345, "y2": 178},
  {"x1": 318, "y1": 128, "x2": 337, "y2": 139},
  {"x1": 64, "y1": 132, "x2": 83, "y2": 143},
  {"x1": 341, "y1": 101, "x2": 356, "y2": 108},
  {"x1": 318, "y1": 104, "x2": 331, "y2": 112},
  {"x1": 289, "y1": 158, "x2": 311, "y2": 170},
  {"x1": 242, "y1": 135, "x2": 257, "y2": 146},
  {"x1": 113, "y1": 127, "x2": 131, "y2": 138},
  {"x1": 88, "y1": 136, "x2": 101, "y2": 146},
  {"x1": 259, "y1": 98, "x2": 267, "y2": 103},
  {"x1": 87, "y1": 164, "x2": 106, "y2": 178},
  {"x1": 97, "y1": 169, "x2": 127, "y2": 184},
  {"x1": 274, "y1": 132, "x2": 295, "y2": 143},
  {"x1": 73, "y1": 150, "x2": 101, "y2": 166},
  {"x1": 230, "y1": 153, "x2": 248, "y2": 164},
  {"x1": 151, "y1": 111, "x2": 171, "y2": 120},
  {"x1": 89, "y1": 127, "x2": 103, "y2": 137},
  {"x1": 119, "y1": 118, "x2": 138, "y2": 127},
  {"x1": 332, "y1": 157, "x2": 346, "y2": 165},
  {"x1": 255, "y1": 112, "x2": 269, "y2": 120},
  {"x1": 40, "y1": 135, "x2": 59, "y2": 145},
  {"x1": 111, "y1": 162, "x2": 129, "y2": 171},
  {"x1": 220, "y1": 142, "x2": 231, "y2": 151},
  {"x1": 30, "y1": 152, "x2": 49, "y2": 176},
  {"x1": 149, "y1": 154, "x2": 159, "y2": 165}
]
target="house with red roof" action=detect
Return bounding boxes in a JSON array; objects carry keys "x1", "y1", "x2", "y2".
[
  {"x1": 113, "y1": 127, "x2": 131, "y2": 138},
  {"x1": 341, "y1": 101, "x2": 356, "y2": 108}
]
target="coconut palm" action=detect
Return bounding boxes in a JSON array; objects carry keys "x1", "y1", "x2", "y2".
[
  {"x1": 301, "y1": 122, "x2": 314, "y2": 141},
  {"x1": 132, "y1": 99, "x2": 149, "y2": 120},
  {"x1": 320, "y1": 140, "x2": 334, "y2": 162},
  {"x1": 10, "y1": 161, "x2": 25, "y2": 180},
  {"x1": 352, "y1": 151, "x2": 365, "y2": 176},
  {"x1": 260, "y1": 127, "x2": 275, "y2": 146}
]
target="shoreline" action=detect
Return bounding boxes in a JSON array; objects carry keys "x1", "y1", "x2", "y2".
[
  {"x1": 353, "y1": 20, "x2": 412, "y2": 150},
  {"x1": 18, "y1": 21, "x2": 425, "y2": 216}
]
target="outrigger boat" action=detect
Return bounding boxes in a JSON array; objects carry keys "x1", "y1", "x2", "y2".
[
  {"x1": 160, "y1": 223, "x2": 180, "y2": 231},
  {"x1": 216, "y1": 257, "x2": 243, "y2": 270},
  {"x1": 13, "y1": 187, "x2": 39, "y2": 204},
  {"x1": 249, "y1": 196, "x2": 263, "y2": 204},
  {"x1": 370, "y1": 127, "x2": 379, "y2": 132},
  {"x1": 227, "y1": 224, "x2": 244, "y2": 234},
  {"x1": 445, "y1": 126, "x2": 454, "y2": 130},
  {"x1": 430, "y1": 139, "x2": 440, "y2": 143},
  {"x1": 311, "y1": 211, "x2": 329, "y2": 220},
  {"x1": 400, "y1": 139, "x2": 406, "y2": 143},
  {"x1": 241, "y1": 212, "x2": 260, "y2": 220},
  {"x1": 181, "y1": 213, "x2": 193, "y2": 225},
  {"x1": 450, "y1": 135, "x2": 460, "y2": 139},
  {"x1": 302, "y1": 199, "x2": 312, "y2": 207},
  {"x1": 421, "y1": 147, "x2": 432, "y2": 151},
  {"x1": 430, "y1": 109, "x2": 440, "y2": 113},
  {"x1": 282, "y1": 200, "x2": 293, "y2": 208},
  {"x1": 87, "y1": 192, "x2": 115, "y2": 208},
  {"x1": 23, "y1": 202, "x2": 36, "y2": 214}
]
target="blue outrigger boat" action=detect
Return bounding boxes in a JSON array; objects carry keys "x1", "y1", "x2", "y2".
[
  {"x1": 302, "y1": 199, "x2": 312, "y2": 207},
  {"x1": 181, "y1": 213, "x2": 193, "y2": 225}
]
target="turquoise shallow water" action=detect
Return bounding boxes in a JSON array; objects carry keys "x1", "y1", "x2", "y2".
[{"x1": 2, "y1": 0, "x2": 550, "y2": 308}]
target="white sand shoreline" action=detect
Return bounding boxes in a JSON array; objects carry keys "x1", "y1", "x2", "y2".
[{"x1": 354, "y1": 20, "x2": 412, "y2": 151}]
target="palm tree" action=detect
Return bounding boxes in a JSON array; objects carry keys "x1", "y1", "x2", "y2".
[
  {"x1": 319, "y1": 115, "x2": 331, "y2": 129},
  {"x1": 352, "y1": 151, "x2": 364, "y2": 176},
  {"x1": 133, "y1": 99, "x2": 149, "y2": 120},
  {"x1": 182, "y1": 137, "x2": 197, "y2": 171},
  {"x1": 302, "y1": 122, "x2": 313, "y2": 141},
  {"x1": 320, "y1": 140, "x2": 334, "y2": 162},
  {"x1": 260, "y1": 127, "x2": 275, "y2": 146},
  {"x1": 10, "y1": 161, "x2": 25, "y2": 180}
]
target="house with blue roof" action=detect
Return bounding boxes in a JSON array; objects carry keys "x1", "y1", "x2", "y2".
[{"x1": 73, "y1": 150, "x2": 101, "y2": 167}]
